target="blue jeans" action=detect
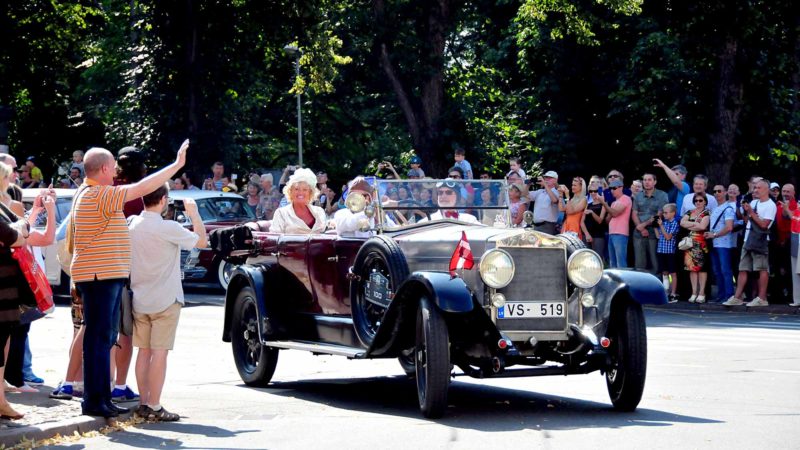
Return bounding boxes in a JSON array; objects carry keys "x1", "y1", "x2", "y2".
[
  {"x1": 711, "y1": 247, "x2": 734, "y2": 301},
  {"x1": 608, "y1": 234, "x2": 629, "y2": 268},
  {"x1": 23, "y1": 338, "x2": 34, "y2": 379},
  {"x1": 77, "y1": 278, "x2": 124, "y2": 409}
]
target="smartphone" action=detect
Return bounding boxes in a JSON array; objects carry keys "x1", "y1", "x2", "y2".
[
  {"x1": 231, "y1": 173, "x2": 238, "y2": 181},
  {"x1": 597, "y1": 187, "x2": 604, "y2": 195}
]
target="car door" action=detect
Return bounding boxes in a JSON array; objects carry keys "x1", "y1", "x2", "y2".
[{"x1": 276, "y1": 234, "x2": 314, "y2": 311}]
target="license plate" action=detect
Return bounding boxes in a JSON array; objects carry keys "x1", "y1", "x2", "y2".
[{"x1": 498, "y1": 302, "x2": 565, "y2": 319}]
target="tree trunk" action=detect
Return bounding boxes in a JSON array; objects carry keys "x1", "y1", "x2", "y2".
[
  {"x1": 374, "y1": 0, "x2": 452, "y2": 176},
  {"x1": 706, "y1": 35, "x2": 743, "y2": 186}
]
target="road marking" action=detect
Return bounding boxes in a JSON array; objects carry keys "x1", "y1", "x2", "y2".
[{"x1": 742, "y1": 368, "x2": 800, "y2": 375}]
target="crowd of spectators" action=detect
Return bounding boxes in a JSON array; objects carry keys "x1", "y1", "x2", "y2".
[{"x1": 1, "y1": 142, "x2": 799, "y2": 423}]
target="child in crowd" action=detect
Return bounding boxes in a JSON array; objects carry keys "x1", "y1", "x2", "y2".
[
  {"x1": 453, "y1": 147, "x2": 473, "y2": 179},
  {"x1": 656, "y1": 203, "x2": 679, "y2": 302}
]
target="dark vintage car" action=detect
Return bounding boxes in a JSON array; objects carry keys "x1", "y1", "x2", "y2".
[
  {"x1": 167, "y1": 189, "x2": 257, "y2": 289},
  {"x1": 212, "y1": 178, "x2": 666, "y2": 418}
]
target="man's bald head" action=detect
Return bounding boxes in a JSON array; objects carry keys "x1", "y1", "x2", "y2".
[{"x1": 84, "y1": 148, "x2": 115, "y2": 177}]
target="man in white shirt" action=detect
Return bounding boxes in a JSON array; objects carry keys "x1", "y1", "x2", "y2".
[
  {"x1": 528, "y1": 171, "x2": 560, "y2": 235},
  {"x1": 128, "y1": 184, "x2": 207, "y2": 421},
  {"x1": 679, "y1": 174, "x2": 718, "y2": 215},
  {"x1": 429, "y1": 179, "x2": 479, "y2": 223},
  {"x1": 723, "y1": 179, "x2": 776, "y2": 307},
  {"x1": 335, "y1": 177, "x2": 378, "y2": 237}
]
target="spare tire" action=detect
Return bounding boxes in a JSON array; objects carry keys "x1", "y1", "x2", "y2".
[
  {"x1": 350, "y1": 235, "x2": 409, "y2": 348},
  {"x1": 557, "y1": 232, "x2": 586, "y2": 257}
]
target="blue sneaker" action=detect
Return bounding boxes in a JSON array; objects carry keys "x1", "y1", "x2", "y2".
[
  {"x1": 24, "y1": 375, "x2": 44, "y2": 386},
  {"x1": 111, "y1": 386, "x2": 139, "y2": 403},
  {"x1": 50, "y1": 382, "x2": 74, "y2": 400}
]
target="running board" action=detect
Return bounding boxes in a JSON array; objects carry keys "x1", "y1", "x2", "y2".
[{"x1": 265, "y1": 340, "x2": 366, "y2": 358}]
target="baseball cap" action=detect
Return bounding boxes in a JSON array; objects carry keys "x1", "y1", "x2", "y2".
[
  {"x1": 407, "y1": 168, "x2": 424, "y2": 178},
  {"x1": 671, "y1": 164, "x2": 687, "y2": 175},
  {"x1": 609, "y1": 179, "x2": 624, "y2": 188},
  {"x1": 410, "y1": 156, "x2": 422, "y2": 165},
  {"x1": 769, "y1": 182, "x2": 780, "y2": 190},
  {"x1": 542, "y1": 170, "x2": 558, "y2": 179}
]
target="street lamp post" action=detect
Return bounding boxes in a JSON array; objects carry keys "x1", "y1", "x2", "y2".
[{"x1": 283, "y1": 45, "x2": 303, "y2": 167}]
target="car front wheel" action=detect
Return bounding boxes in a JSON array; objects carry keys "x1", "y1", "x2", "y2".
[
  {"x1": 415, "y1": 297, "x2": 450, "y2": 418},
  {"x1": 605, "y1": 300, "x2": 647, "y2": 411},
  {"x1": 231, "y1": 287, "x2": 278, "y2": 386}
]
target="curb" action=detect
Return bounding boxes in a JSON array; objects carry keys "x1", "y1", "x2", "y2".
[
  {"x1": 651, "y1": 301, "x2": 800, "y2": 315},
  {"x1": 0, "y1": 411, "x2": 133, "y2": 448}
]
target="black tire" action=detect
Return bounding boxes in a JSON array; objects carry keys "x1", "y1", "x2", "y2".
[
  {"x1": 351, "y1": 236, "x2": 409, "y2": 347},
  {"x1": 415, "y1": 297, "x2": 450, "y2": 418},
  {"x1": 231, "y1": 286, "x2": 279, "y2": 387},
  {"x1": 605, "y1": 300, "x2": 647, "y2": 411},
  {"x1": 557, "y1": 232, "x2": 586, "y2": 256}
]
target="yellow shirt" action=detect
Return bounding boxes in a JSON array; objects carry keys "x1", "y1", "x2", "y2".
[{"x1": 70, "y1": 179, "x2": 131, "y2": 282}]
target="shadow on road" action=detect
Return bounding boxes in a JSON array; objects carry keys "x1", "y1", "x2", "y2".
[
  {"x1": 253, "y1": 375, "x2": 720, "y2": 431},
  {"x1": 47, "y1": 423, "x2": 260, "y2": 450}
]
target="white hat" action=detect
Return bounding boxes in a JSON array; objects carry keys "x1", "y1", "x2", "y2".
[
  {"x1": 282, "y1": 168, "x2": 319, "y2": 203},
  {"x1": 543, "y1": 170, "x2": 558, "y2": 179},
  {"x1": 769, "y1": 182, "x2": 780, "y2": 190}
]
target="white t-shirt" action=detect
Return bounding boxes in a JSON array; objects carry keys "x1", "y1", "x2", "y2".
[
  {"x1": 743, "y1": 198, "x2": 777, "y2": 242},
  {"x1": 426, "y1": 211, "x2": 480, "y2": 224},
  {"x1": 680, "y1": 192, "x2": 718, "y2": 216},
  {"x1": 129, "y1": 211, "x2": 199, "y2": 314}
]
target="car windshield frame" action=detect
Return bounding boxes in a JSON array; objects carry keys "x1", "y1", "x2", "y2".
[
  {"x1": 359, "y1": 178, "x2": 511, "y2": 231},
  {"x1": 171, "y1": 196, "x2": 256, "y2": 224}
]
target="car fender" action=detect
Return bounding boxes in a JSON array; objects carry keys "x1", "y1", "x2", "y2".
[
  {"x1": 367, "y1": 271, "x2": 476, "y2": 356},
  {"x1": 587, "y1": 269, "x2": 667, "y2": 330},
  {"x1": 222, "y1": 264, "x2": 272, "y2": 342}
]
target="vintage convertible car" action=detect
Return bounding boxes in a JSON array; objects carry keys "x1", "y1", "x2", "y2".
[{"x1": 212, "y1": 178, "x2": 666, "y2": 418}]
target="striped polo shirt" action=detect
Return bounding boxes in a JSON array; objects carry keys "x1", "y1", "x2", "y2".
[{"x1": 71, "y1": 180, "x2": 131, "y2": 282}]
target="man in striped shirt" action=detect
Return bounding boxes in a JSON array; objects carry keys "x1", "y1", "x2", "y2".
[{"x1": 72, "y1": 139, "x2": 188, "y2": 418}]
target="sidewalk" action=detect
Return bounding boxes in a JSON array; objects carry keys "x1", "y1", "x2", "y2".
[
  {"x1": 653, "y1": 300, "x2": 800, "y2": 315},
  {"x1": 0, "y1": 388, "x2": 135, "y2": 447}
]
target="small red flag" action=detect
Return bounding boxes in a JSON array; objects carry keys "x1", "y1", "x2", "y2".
[{"x1": 449, "y1": 231, "x2": 474, "y2": 277}]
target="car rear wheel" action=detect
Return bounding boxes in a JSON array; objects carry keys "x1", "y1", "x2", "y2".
[
  {"x1": 415, "y1": 297, "x2": 450, "y2": 418},
  {"x1": 351, "y1": 236, "x2": 409, "y2": 347},
  {"x1": 231, "y1": 287, "x2": 278, "y2": 387},
  {"x1": 605, "y1": 300, "x2": 647, "y2": 411}
]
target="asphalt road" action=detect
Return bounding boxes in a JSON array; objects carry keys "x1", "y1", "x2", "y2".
[{"x1": 41, "y1": 292, "x2": 800, "y2": 449}]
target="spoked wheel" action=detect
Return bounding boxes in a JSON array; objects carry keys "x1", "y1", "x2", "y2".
[
  {"x1": 351, "y1": 236, "x2": 409, "y2": 347},
  {"x1": 231, "y1": 287, "x2": 278, "y2": 386},
  {"x1": 605, "y1": 300, "x2": 647, "y2": 411},
  {"x1": 415, "y1": 297, "x2": 450, "y2": 418}
]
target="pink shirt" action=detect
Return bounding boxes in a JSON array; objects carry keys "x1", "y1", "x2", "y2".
[{"x1": 608, "y1": 195, "x2": 632, "y2": 236}]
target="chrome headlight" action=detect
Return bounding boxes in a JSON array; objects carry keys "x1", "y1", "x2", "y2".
[
  {"x1": 479, "y1": 249, "x2": 515, "y2": 289},
  {"x1": 567, "y1": 249, "x2": 603, "y2": 289}
]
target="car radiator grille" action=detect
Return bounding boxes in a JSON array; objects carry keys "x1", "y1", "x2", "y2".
[{"x1": 496, "y1": 246, "x2": 567, "y2": 332}]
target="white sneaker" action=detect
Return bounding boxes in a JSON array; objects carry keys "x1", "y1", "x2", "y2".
[
  {"x1": 687, "y1": 295, "x2": 697, "y2": 303},
  {"x1": 746, "y1": 297, "x2": 769, "y2": 307},
  {"x1": 789, "y1": 301, "x2": 800, "y2": 307},
  {"x1": 722, "y1": 296, "x2": 744, "y2": 306},
  {"x1": 695, "y1": 295, "x2": 706, "y2": 304}
]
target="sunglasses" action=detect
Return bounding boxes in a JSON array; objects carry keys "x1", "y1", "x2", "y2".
[
  {"x1": 713, "y1": 189, "x2": 725, "y2": 193},
  {"x1": 694, "y1": 198, "x2": 706, "y2": 203},
  {"x1": 607, "y1": 174, "x2": 620, "y2": 178},
  {"x1": 438, "y1": 189, "x2": 455, "y2": 196},
  {"x1": 610, "y1": 187, "x2": 621, "y2": 191},
  {"x1": 588, "y1": 190, "x2": 598, "y2": 193}
]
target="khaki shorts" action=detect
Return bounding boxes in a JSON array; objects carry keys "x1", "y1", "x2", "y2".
[
  {"x1": 133, "y1": 302, "x2": 182, "y2": 350},
  {"x1": 739, "y1": 248, "x2": 770, "y2": 272}
]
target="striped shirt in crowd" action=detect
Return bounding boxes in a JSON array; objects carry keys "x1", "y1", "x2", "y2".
[{"x1": 70, "y1": 181, "x2": 131, "y2": 282}]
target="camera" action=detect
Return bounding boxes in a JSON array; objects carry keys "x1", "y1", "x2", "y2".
[
  {"x1": 652, "y1": 214, "x2": 660, "y2": 222},
  {"x1": 743, "y1": 192, "x2": 753, "y2": 204}
]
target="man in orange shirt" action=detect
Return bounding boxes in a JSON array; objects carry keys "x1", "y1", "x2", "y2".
[{"x1": 71, "y1": 140, "x2": 188, "y2": 418}]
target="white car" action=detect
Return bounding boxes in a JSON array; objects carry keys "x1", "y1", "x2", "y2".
[{"x1": 22, "y1": 188, "x2": 75, "y2": 298}]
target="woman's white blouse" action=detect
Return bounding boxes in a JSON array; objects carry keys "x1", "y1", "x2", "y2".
[{"x1": 269, "y1": 204, "x2": 327, "y2": 234}]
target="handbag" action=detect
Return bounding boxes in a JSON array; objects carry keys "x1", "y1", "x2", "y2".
[
  {"x1": 120, "y1": 283, "x2": 134, "y2": 336},
  {"x1": 743, "y1": 202, "x2": 770, "y2": 254},
  {"x1": 678, "y1": 236, "x2": 693, "y2": 251},
  {"x1": 11, "y1": 246, "x2": 55, "y2": 315}
]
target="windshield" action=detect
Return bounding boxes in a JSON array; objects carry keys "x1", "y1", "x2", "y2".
[
  {"x1": 365, "y1": 178, "x2": 510, "y2": 230},
  {"x1": 173, "y1": 197, "x2": 256, "y2": 223}
]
